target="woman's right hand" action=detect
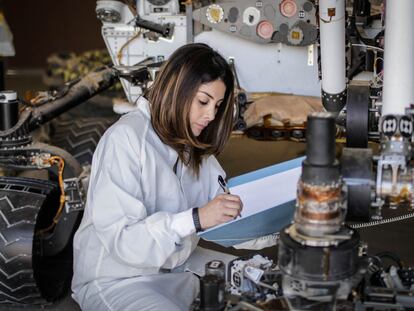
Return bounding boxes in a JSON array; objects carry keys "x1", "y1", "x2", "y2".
[{"x1": 198, "y1": 194, "x2": 243, "y2": 230}]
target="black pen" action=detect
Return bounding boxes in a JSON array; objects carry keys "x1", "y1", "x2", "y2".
[
  {"x1": 218, "y1": 175, "x2": 230, "y2": 194},
  {"x1": 218, "y1": 175, "x2": 242, "y2": 218}
]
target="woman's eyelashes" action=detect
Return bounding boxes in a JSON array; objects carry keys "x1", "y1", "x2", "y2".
[{"x1": 198, "y1": 99, "x2": 221, "y2": 110}]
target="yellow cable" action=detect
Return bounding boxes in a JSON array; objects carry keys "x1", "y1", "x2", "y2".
[
  {"x1": 37, "y1": 156, "x2": 66, "y2": 235},
  {"x1": 117, "y1": 31, "x2": 142, "y2": 65}
]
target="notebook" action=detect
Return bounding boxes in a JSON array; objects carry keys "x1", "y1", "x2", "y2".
[{"x1": 198, "y1": 157, "x2": 303, "y2": 247}]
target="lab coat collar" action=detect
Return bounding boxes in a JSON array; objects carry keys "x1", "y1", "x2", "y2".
[
  {"x1": 136, "y1": 95, "x2": 181, "y2": 170},
  {"x1": 137, "y1": 95, "x2": 151, "y2": 119}
]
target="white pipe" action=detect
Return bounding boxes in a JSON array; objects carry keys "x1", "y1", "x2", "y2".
[
  {"x1": 319, "y1": 0, "x2": 346, "y2": 95},
  {"x1": 382, "y1": 0, "x2": 414, "y2": 116}
]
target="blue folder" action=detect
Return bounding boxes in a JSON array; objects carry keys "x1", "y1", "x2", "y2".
[{"x1": 198, "y1": 157, "x2": 304, "y2": 247}]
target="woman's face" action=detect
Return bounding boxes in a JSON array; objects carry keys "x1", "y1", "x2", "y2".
[{"x1": 189, "y1": 79, "x2": 226, "y2": 137}]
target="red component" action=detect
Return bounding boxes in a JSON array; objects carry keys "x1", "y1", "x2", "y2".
[
  {"x1": 280, "y1": 0, "x2": 297, "y2": 17},
  {"x1": 256, "y1": 20, "x2": 274, "y2": 39}
]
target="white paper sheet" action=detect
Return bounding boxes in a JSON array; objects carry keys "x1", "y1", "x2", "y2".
[{"x1": 229, "y1": 166, "x2": 301, "y2": 218}]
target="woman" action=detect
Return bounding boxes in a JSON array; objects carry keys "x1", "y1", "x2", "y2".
[{"x1": 72, "y1": 43, "x2": 242, "y2": 310}]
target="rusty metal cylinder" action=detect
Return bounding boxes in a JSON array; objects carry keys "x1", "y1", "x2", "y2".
[
  {"x1": 295, "y1": 181, "x2": 345, "y2": 237},
  {"x1": 295, "y1": 112, "x2": 345, "y2": 237}
]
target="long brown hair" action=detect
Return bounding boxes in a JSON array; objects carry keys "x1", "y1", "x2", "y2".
[{"x1": 147, "y1": 43, "x2": 234, "y2": 176}]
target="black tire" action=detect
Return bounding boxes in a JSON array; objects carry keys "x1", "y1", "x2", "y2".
[
  {"x1": 50, "y1": 117, "x2": 117, "y2": 166},
  {"x1": 0, "y1": 177, "x2": 59, "y2": 305},
  {"x1": 0, "y1": 117, "x2": 116, "y2": 306}
]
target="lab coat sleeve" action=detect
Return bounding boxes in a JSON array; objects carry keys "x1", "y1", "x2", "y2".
[{"x1": 88, "y1": 124, "x2": 195, "y2": 269}]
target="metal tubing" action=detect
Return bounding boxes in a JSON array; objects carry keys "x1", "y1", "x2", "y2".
[
  {"x1": 29, "y1": 68, "x2": 117, "y2": 130},
  {"x1": 319, "y1": 0, "x2": 346, "y2": 95},
  {"x1": 382, "y1": 0, "x2": 414, "y2": 116}
]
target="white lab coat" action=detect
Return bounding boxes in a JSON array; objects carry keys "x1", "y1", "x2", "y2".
[{"x1": 71, "y1": 97, "x2": 225, "y2": 311}]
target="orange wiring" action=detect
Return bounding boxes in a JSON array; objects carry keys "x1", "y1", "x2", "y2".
[
  {"x1": 117, "y1": 30, "x2": 142, "y2": 65},
  {"x1": 37, "y1": 156, "x2": 66, "y2": 235}
]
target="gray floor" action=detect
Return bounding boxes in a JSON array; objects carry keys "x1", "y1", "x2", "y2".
[{"x1": 2, "y1": 71, "x2": 414, "y2": 310}]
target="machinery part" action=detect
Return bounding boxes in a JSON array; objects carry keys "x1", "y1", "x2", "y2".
[
  {"x1": 0, "y1": 142, "x2": 81, "y2": 175},
  {"x1": 0, "y1": 177, "x2": 70, "y2": 304},
  {"x1": 297, "y1": 113, "x2": 345, "y2": 239},
  {"x1": 256, "y1": 20, "x2": 273, "y2": 40},
  {"x1": 1, "y1": 71, "x2": 114, "y2": 150},
  {"x1": 301, "y1": 112, "x2": 339, "y2": 185},
  {"x1": 0, "y1": 107, "x2": 32, "y2": 150},
  {"x1": 206, "y1": 4, "x2": 224, "y2": 24},
  {"x1": 375, "y1": 134, "x2": 413, "y2": 207},
  {"x1": 346, "y1": 82, "x2": 370, "y2": 148},
  {"x1": 272, "y1": 20, "x2": 318, "y2": 46},
  {"x1": 380, "y1": 115, "x2": 413, "y2": 141},
  {"x1": 350, "y1": 212, "x2": 414, "y2": 229},
  {"x1": 376, "y1": 154, "x2": 413, "y2": 207},
  {"x1": 192, "y1": 0, "x2": 318, "y2": 46},
  {"x1": 0, "y1": 141, "x2": 86, "y2": 306},
  {"x1": 205, "y1": 260, "x2": 225, "y2": 279},
  {"x1": 0, "y1": 142, "x2": 83, "y2": 256},
  {"x1": 147, "y1": 0, "x2": 171, "y2": 6},
  {"x1": 29, "y1": 67, "x2": 117, "y2": 131},
  {"x1": 0, "y1": 91, "x2": 18, "y2": 131},
  {"x1": 399, "y1": 116, "x2": 413, "y2": 138},
  {"x1": 199, "y1": 275, "x2": 225, "y2": 311},
  {"x1": 278, "y1": 112, "x2": 363, "y2": 304},
  {"x1": 357, "y1": 286, "x2": 414, "y2": 310},
  {"x1": 280, "y1": 0, "x2": 297, "y2": 18},
  {"x1": 193, "y1": 260, "x2": 226, "y2": 311},
  {"x1": 62, "y1": 176, "x2": 86, "y2": 213},
  {"x1": 278, "y1": 229, "x2": 361, "y2": 300},
  {"x1": 381, "y1": 0, "x2": 414, "y2": 116},
  {"x1": 135, "y1": 16, "x2": 174, "y2": 38},
  {"x1": 242, "y1": 7, "x2": 260, "y2": 26},
  {"x1": 142, "y1": 0, "x2": 179, "y2": 15},
  {"x1": 287, "y1": 25, "x2": 303, "y2": 45},
  {"x1": 295, "y1": 181, "x2": 345, "y2": 238},
  {"x1": 245, "y1": 125, "x2": 306, "y2": 142},
  {"x1": 341, "y1": 148, "x2": 373, "y2": 221},
  {"x1": 50, "y1": 117, "x2": 116, "y2": 166},
  {"x1": 381, "y1": 115, "x2": 398, "y2": 137},
  {"x1": 101, "y1": 1, "x2": 321, "y2": 102},
  {"x1": 115, "y1": 63, "x2": 159, "y2": 87},
  {"x1": 319, "y1": 0, "x2": 347, "y2": 112},
  {"x1": 233, "y1": 92, "x2": 247, "y2": 131},
  {"x1": 96, "y1": 0, "x2": 123, "y2": 23},
  {"x1": 322, "y1": 89, "x2": 346, "y2": 113},
  {"x1": 228, "y1": 255, "x2": 277, "y2": 298},
  {"x1": 229, "y1": 57, "x2": 248, "y2": 132},
  {"x1": 353, "y1": 0, "x2": 371, "y2": 19}
]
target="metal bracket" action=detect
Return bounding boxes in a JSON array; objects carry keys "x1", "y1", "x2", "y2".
[
  {"x1": 307, "y1": 44, "x2": 314, "y2": 66},
  {"x1": 64, "y1": 177, "x2": 86, "y2": 213}
]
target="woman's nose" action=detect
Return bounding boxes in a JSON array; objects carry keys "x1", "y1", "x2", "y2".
[{"x1": 205, "y1": 105, "x2": 216, "y2": 121}]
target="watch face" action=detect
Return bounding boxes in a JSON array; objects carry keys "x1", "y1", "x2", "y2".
[{"x1": 147, "y1": 0, "x2": 171, "y2": 6}]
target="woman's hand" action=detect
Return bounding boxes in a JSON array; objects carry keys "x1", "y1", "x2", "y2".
[{"x1": 198, "y1": 194, "x2": 243, "y2": 230}]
